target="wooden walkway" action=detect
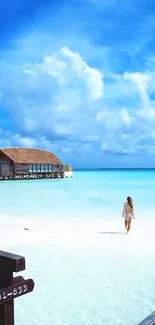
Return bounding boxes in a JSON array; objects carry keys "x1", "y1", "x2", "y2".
[{"x1": 138, "y1": 311, "x2": 155, "y2": 325}]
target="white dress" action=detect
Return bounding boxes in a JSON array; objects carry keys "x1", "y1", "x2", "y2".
[{"x1": 123, "y1": 202, "x2": 134, "y2": 221}]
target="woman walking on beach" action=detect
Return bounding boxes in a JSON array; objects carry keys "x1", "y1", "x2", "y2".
[{"x1": 122, "y1": 196, "x2": 135, "y2": 234}]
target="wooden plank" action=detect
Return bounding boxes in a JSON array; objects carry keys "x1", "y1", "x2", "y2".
[
  {"x1": 0, "y1": 251, "x2": 25, "y2": 273},
  {"x1": 0, "y1": 279, "x2": 34, "y2": 304},
  {"x1": 138, "y1": 311, "x2": 155, "y2": 325},
  {"x1": 13, "y1": 276, "x2": 24, "y2": 285}
]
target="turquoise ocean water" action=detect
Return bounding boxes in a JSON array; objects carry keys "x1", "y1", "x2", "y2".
[
  {"x1": 0, "y1": 170, "x2": 155, "y2": 220},
  {"x1": 1, "y1": 170, "x2": 155, "y2": 325}
]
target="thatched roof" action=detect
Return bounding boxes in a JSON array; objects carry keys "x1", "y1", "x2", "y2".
[{"x1": 0, "y1": 148, "x2": 63, "y2": 165}]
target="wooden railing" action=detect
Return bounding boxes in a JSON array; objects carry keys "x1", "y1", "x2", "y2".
[
  {"x1": 52, "y1": 165, "x2": 64, "y2": 172},
  {"x1": 63, "y1": 165, "x2": 72, "y2": 172},
  {"x1": 138, "y1": 311, "x2": 155, "y2": 324}
]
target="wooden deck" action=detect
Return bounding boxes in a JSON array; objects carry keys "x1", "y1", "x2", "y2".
[
  {"x1": 138, "y1": 311, "x2": 155, "y2": 325},
  {"x1": 0, "y1": 172, "x2": 64, "y2": 180}
]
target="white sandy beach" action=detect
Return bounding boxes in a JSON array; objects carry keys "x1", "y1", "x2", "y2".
[
  {"x1": 1, "y1": 216, "x2": 155, "y2": 325},
  {"x1": 0, "y1": 216, "x2": 154, "y2": 252}
]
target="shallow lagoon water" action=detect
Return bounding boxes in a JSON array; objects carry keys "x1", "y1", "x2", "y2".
[{"x1": 0, "y1": 170, "x2": 155, "y2": 325}]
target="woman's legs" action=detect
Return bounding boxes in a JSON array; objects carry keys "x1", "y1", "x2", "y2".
[
  {"x1": 125, "y1": 220, "x2": 128, "y2": 231},
  {"x1": 124, "y1": 219, "x2": 132, "y2": 233},
  {"x1": 127, "y1": 219, "x2": 132, "y2": 232}
]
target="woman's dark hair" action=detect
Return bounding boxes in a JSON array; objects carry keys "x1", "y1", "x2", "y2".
[{"x1": 127, "y1": 196, "x2": 133, "y2": 209}]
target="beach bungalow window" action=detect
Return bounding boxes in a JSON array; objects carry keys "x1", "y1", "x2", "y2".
[
  {"x1": 45, "y1": 164, "x2": 48, "y2": 172},
  {"x1": 37, "y1": 164, "x2": 41, "y2": 172},
  {"x1": 29, "y1": 164, "x2": 33, "y2": 172},
  {"x1": 49, "y1": 164, "x2": 52, "y2": 172},
  {"x1": 33, "y1": 164, "x2": 37, "y2": 172},
  {"x1": 2, "y1": 160, "x2": 9, "y2": 166},
  {"x1": 41, "y1": 164, "x2": 44, "y2": 171}
]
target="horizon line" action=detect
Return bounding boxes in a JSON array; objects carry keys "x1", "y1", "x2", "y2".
[{"x1": 73, "y1": 167, "x2": 155, "y2": 170}]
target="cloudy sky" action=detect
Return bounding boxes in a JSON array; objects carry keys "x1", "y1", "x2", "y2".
[{"x1": 0, "y1": 0, "x2": 155, "y2": 167}]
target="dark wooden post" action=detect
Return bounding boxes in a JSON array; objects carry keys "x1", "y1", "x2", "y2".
[
  {"x1": 0, "y1": 261, "x2": 13, "y2": 325},
  {"x1": 0, "y1": 251, "x2": 34, "y2": 325}
]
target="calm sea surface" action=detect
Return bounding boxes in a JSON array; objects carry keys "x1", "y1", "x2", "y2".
[{"x1": 0, "y1": 170, "x2": 154, "y2": 220}]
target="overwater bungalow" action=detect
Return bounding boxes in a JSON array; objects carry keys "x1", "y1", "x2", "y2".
[{"x1": 0, "y1": 148, "x2": 72, "y2": 180}]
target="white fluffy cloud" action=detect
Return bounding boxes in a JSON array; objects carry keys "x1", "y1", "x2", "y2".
[
  {"x1": 123, "y1": 71, "x2": 155, "y2": 120},
  {"x1": 120, "y1": 108, "x2": 133, "y2": 125},
  {"x1": 23, "y1": 46, "x2": 104, "y2": 101},
  {"x1": 0, "y1": 45, "x2": 155, "y2": 165}
]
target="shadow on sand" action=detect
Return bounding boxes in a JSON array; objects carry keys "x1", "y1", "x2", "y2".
[{"x1": 97, "y1": 231, "x2": 125, "y2": 235}]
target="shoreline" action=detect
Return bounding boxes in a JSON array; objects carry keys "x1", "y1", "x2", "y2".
[{"x1": 0, "y1": 216, "x2": 154, "y2": 255}]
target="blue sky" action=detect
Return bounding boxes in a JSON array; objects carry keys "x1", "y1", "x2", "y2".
[{"x1": 0, "y1": 0, "x2": 155, "y2": 167}]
